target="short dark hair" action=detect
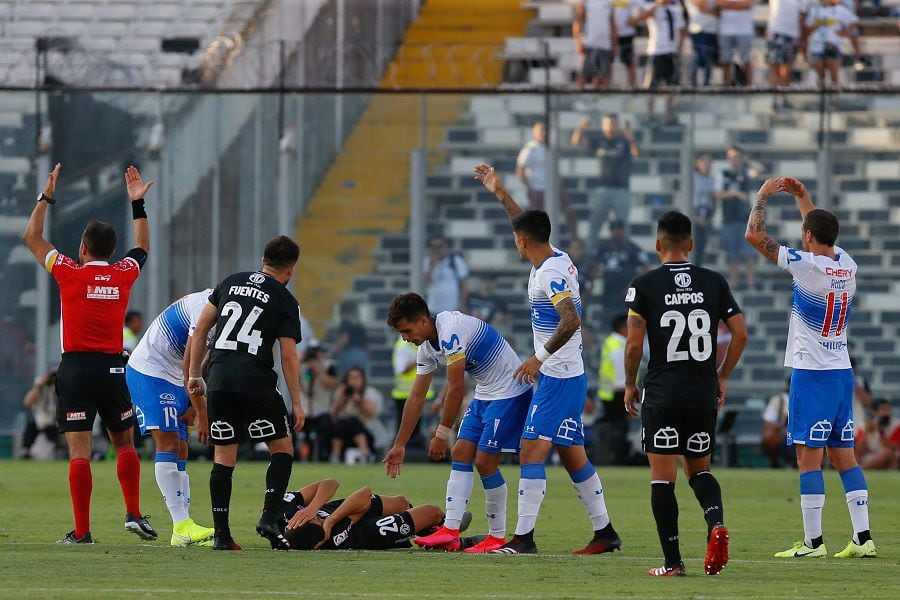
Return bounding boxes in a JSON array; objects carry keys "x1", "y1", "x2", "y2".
[
  {"x1": 803, "y1": 208, "x2": 839, "y2": 247},
  {"x1": 82, "y1": 220, "x2": 117, "y2": 259},
  {"x1": 511, "y1": 210, "x2": 551, "y2": 244},
  {"x1": 657, "y1": 211, "x2": 692, "y2": 245},
  {"x1": 125, "y1": 311, "x2": 143, "y2": 324},
  {"x1": 611, "y1": 314, "x2": 628, "y2": 332},
  {"x1": 284, "y1": 522, "x2": 325, "y2": 550},
  {"x1": 263, "y1": 235, "x2": 300, "y2": 270},
  {"x1": 609, "y1": 220, "x2": 625, "y2": 231},
  {"x1": 386, "y1": 293, "x2": 430, "y2": 328}
]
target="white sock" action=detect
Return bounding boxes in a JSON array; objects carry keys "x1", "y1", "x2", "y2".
[
  {"x1": 156, "y1": 460, "x2": 189, "y2": 524},
  {"x1": 845, "y1": 490, "x2": 869, "y2": 544},
  {"x1": 514, "y1": 478, "x2": 546, "y2": 536},
  {"x1": 484, "y1": 483, "x2": 507, "y2": 538},
  {"x1": 800, "y1": 494, "x2": 825, "y2": 547},
  {"x1": 180, "y1": 470, "x2": 191, "y2": 517},
  {"x1": 444, "y1": 463, "x2": 474, "y2": 530},
  {"x1": 573, "y1": 473, "x2": 610, "y2": 531}
]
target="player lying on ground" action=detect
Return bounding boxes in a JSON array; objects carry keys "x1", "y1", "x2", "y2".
[
  {"x1": 383, "y1": 292, "x2": 533, "y2": 553},
  {"x1": 745, "y1": 177, "x2": 876, "y2": 559},
  {"x1": 280, "y1": 479, "x2": 479, "y2": 551},
  {"x1": 474, "y1": 163, "x2": 621, "y2": 555},
  {"x1": 126, "y1": 289, "x2": 217, "y2": 546}
]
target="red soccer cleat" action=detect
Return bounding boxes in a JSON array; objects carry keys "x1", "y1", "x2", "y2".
[
  {"x1": 649, "y1": 563, "x2": 686, "y2": 577},
  {"x1": 572, "y1": 535, "x2": 622, "y2": 555},
  {"x1": 414, "y1": 526, "x2": 459, "y2": 548},
  {"x1": 705, "y1": 523, "x2": 729, "y2": 575},
  {"x1": 464, "y1": 535, "x2": 506, "y2": 553}
]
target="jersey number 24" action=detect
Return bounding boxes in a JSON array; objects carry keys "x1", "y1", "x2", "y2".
[
  {"x1": 661, "y1": 309, "x2": 712, "y2": 362},
  {"x1": 215, "y1": 301, "x2": 264, "y2": 355}
]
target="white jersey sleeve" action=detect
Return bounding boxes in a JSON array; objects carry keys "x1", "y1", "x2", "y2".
[
  {"x1": 529, "y1": 249, "x2": 585, "y2": 378},
  {"x1": 415, "y1": 342, "x2": 440, "y2": 376}
]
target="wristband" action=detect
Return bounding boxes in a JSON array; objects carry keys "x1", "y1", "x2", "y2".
[
  {"x1": 37, "y1": 193, "x2": 55, "y2": 205},
  {"x1": 435, "y1": 425, "x2": 451, "y2": 440},
  {"x1": 535, "y1": 346, "x2": 552, "y2": 363},
  {"x1": 188, "y1": 376, "x2": 204, "y2": 382},
  {"x1": 131, "y1": 198, "x2": 147, "y2": 220}
]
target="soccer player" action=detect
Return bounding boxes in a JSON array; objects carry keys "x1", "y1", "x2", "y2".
[
  {"x1": 126, "y1": 289, "x2": 217, "y2": 546},
  {"x1": 280, "y1": 479, "x2": 479, "y2": 551},
  {"x1": 23, "y1": 164, "x2": 156, "y2": 544},
  {"x1": 624, "y1": 211, "x2": 748, "y2": 576},
  {"x1": 474, "y1": 164, "x2": 622, "y2": 555},
  {"x1": 382, "y1": 292, "x2": 533, "y2": 553},
  {"x1": 187, "y1": 236, "x2": 306, "y2": 550},
  {"x1": 745, "y1": 177, "x2": 877, "y2": 559}
]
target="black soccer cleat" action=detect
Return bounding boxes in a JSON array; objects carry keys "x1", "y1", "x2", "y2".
[
  {"x1": 572, "y1": 532, "x2": 623, "y2": 555},
  {"x1": 125, "y1": 513, "x2": 158, "y2": 541},
  {"x1": 57, "y1": 530, "x2": 94, "y2": 545},
  {"x1": 490, "y1": 535, "x2": 538, "y2": 555},
  {"x1": 212, "y1": 529, "x2": 242, "y2": 551},
  {"x1": 256, "y1": 513, "x2": 290, "y2": 550}
]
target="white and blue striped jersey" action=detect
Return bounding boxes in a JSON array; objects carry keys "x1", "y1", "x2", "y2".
[
  {"x1": 777, "y1": 245, "x2": 856, "y2": 370},
  {"x1": 529, "y1": 247, "x2": 584, "y2": 378},
  {"x1": 416, "y1": 311, "x2": 531, "y2": 401},
  {"x1": 128, "y1": 289, "x2": 213, "y2": 385}
]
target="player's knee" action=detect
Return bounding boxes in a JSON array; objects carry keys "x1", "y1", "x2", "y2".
[{"x1": 474, "y1": 452, "x2": 499, "y2": 476}]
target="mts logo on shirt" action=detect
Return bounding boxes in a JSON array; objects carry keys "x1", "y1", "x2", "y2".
[{"x1": 86, "y1": 284, "x2": 120, "y2": 300}]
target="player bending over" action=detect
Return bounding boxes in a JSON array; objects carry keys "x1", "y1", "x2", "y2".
[
  {"x1": 745, "y1": 177, "x2": 876, "y2": 559},
  {"x1": 474, "y1": 163, "x2": 621, "y2": 555},
  {"x1": 126, "y1": 289, "x2": 217, "y2": 546},
  {"x1": 281, "y1": 479, "x2": 480, "y2": 551},
  {"x1": 624, "y1": 211, "x2": 748, "y2": 576},
  {"x1": 383, "y1": 293, "x2": 533, "y2": 553}
]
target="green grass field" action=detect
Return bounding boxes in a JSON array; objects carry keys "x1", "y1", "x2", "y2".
[{"x1": 0, "y1": 460, "x2": 897, "y2": 599}]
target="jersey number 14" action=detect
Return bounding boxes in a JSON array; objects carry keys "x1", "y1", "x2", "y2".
[
  {"x1": 215, "y1": 301, "x2": 264, "y2": 355},
  {"x1": 661, "y1": 309, "x2": 712, "y2": 362}
]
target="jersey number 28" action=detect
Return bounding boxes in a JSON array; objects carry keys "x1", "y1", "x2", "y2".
[
  {"x1": 215, "y1": 301, "x2": 264, "y2": 355},
  {"x1": 661, "y1": 309, "x2": 712, "y2": 362}
]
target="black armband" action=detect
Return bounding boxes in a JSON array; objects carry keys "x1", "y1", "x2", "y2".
[
  {"x1": 125, "y1": 247, "x2": 148, "y2": 269},
  {"x1": 131, "y1": 198, "x2": 147, "y2": 220}
]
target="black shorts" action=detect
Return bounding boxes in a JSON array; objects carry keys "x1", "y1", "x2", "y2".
[
  {"x1": 617, "y1": 36, "x2": 635, "y2": 65},
  {"x1": 645, "y1": 54, "x2": 678, "y2": 88},
  {"x1": 357, "y1": 511, "x2": 416, "y2": 550},
  {"x1": 207, "y1": 389, "x2": 291, "y2": 445},
  {"x1": 56, "y1": 352, "x2": 134, "y2": 433},
  {"x1": 582, "y1": 47, "x2": 613, "y2": 81},
  {"x1": 641, "y1": 404, "x2": 717, "y2": 457}
]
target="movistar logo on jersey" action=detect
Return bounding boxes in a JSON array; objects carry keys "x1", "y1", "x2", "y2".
[
  {"x1": 549, "y1": 279, "x2": 568, "y2": 295},
  {"x1": 440, "y1": 334, "x2": 462, "y2": 353}
]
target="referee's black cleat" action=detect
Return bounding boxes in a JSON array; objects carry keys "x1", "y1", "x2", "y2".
[
  {"x1": 256, "y1": 513, "x2": 290, "y2": 550},
  {"x1": 212, "y1": 529, "x2": 242, "y2": 551},
  {"x1": 125, "y1": 513, "x2": 158, "y2": 541},
  {"x1": 57, "y1": 530, "x2": 94, "y2": 544},
  {"x1": 490, "y1": 535, "x2": 538, "y2": 555}
]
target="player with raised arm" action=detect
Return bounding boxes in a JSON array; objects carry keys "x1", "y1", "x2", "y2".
[
  {"x1": 126, "y1": 290, "x2": 217, "y2": 546},
  {"x1": 624, "y1": 211, "x2": 748, "y2": 576},
  {"x1": 474, "y1": 164, "x2": 621, "y2": 555},
  {"x1": 745, "y1": 177, "x2": 876, "y2": 559},
  {"x1": 187, "y1": 236, "x2": 305, "y2": 551},
  {"x1": 23, "y1": 164, "x2": 156, "y2": 544},
  {"x1": 383, "y1": 293, "x2": 533, "y2": 553}
]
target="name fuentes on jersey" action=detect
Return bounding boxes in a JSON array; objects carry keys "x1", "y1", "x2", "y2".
[
  {"x1": 228, "y1": 285, "x2": 270, "y2": 303},
  {"x1": 665, "y1": 292, "x2": 704, "y2": 305}
]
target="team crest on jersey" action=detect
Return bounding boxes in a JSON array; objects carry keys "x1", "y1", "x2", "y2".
[
  {"x1": 86, "y1": 284, "x2": 120, "y2": 300},
  {"x1": 674, "y1": 273, "x2": 692, "y2": 288},
  {"x1": 399, "y1": 523, "x2": 411, "y2": 535},
  {"x1": 249, "y1": 273, "x2": 265, "y2": 284}
]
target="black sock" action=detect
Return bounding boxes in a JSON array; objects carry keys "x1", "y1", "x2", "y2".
[
  {"x1": 651, "y1": 482, "x2": 681, "y2": 568},
  {"x1": 689, "y1": 471, "x2": 724, "y2": 538},
  {"x1": 810, "y1": 535, "x2": 823, "y2": 549},
  {"x1": 517, "y1": 529, "x2": 534, "y2": 544},
  {"x1": 857, "y1": 530, "x2": 872, "y2": 544},
  {"x1": 210, "y1": 462, "x2": 235, "y2": 532},
  {"x1": 263, "y1": 452, "x2": 293, "y2": 513},
  {"x1": 593, "y1": 522, "x2": 617, "y2": 540}
]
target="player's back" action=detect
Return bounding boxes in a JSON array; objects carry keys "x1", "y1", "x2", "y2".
[
  {"x1": 626, "y1": 262, "x2": 741, "y2": 407},
  {"x1": 207, "y1": 271, "x2": 301, "y2": 394}
]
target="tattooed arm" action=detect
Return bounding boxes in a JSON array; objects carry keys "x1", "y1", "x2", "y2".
[
  {"x1": 623, "y1": 312, "x2": 646, "y2": 417},
  {"x1": 473, "y1": 163, "x2": 525, "y2": 221},
  {"x1": 744, "y1": 177, "x2": 785, "y2": 265},
  {"x1": 512, "y1": 297, "x2": 580, "y2": 385}
]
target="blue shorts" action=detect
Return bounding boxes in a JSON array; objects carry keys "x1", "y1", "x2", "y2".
[
  {"x1": 522, "y1": 374, "x2": 587, "y2": 447},
  {"x1": 125, "y1": 366, "x2": 188, "y2": 441},
  {"x1": 458, "y1": 389, "x2": 533, "y2": 454},
  {"x1": 787, "y1": 368, "x2": 855, "y2": 448}
]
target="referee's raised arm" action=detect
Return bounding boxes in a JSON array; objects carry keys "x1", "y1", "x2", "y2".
[
  {"x1": 125, "y1": 165, "x2": 153, "y2": 253},
  {"x1": 22, "y1": 163, "x2": 60, "y2": 266}
]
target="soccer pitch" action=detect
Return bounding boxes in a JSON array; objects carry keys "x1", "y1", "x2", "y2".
[{"x1": 0, "y1": 461, "x2": 896, "y2": 599}]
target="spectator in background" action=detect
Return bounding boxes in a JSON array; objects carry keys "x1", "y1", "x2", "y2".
[
  {"x1": 424, "y1": 236, "x2": 468, "y2": 314},
  {"x1": 804, "y1": 0, "x2": 862, "y2": 86},
  {"x1": 123, "y1": 310, "x2": 143, "y2": 354},
  {"x1": 717, "y1": 145, "x2": 764, "y2": 290},
  {"x1": 299, "y1": 345, "x2": 339, "y2": 461},
  {"x1": 574, "y1": 0, "x2": 618, "y2": 87},
  {"x1": 594, "y1": 221, "x2": 650, "y2": 320},
  {"x1": 596, "y1": 315, "x2": 630, "y2": 465},
  {"x1": 21, "y1": 367, "x2": 61, "y2": 459},
  {"x1": 856, "y1": 399, "x2": 899, "y2": 470},
  {"x1": 516, "y1": 122, "x2": 578, "y2": 237},
  {"x1": 566, "y1": 238, "x2": 594, "y2": 305},
  {"x1": 767, "y1": 0, "x2": 809, "y2": 104},
  {"x1": 329, "y1": 367, "x2": 384, "y2": 463},
  {"x1": 717, "y1": 0, "x2": 756, "y2": 86},
  {"x1": 691, "y1": 153, "x2": 717, "y2": 266},
  {"x1": 330, "y1": 301, "x2": 368, "y2": 377},
  {"x1": 630, "y1": 0, "x2": 685, "y2": 123},
  {"x1": 686, "y1": 0, "x2": 720, "y2": 87},
  {"x1": 391, "y1": 336, "x2": 433, "y2": 448},
  {"x1": 762, "y1": 379, "x2": 794, "y2": 469},
  {"x1": 572, "y1": 113, "x2": 640, "y2": 256},
  {"x1": 467, "y1": 276, "x2": 510, "y2": 330},
  {"x1": 612, "y1": 0, "x2": 640, "y2": 87}
]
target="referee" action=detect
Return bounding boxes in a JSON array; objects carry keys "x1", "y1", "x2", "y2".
[
  {"x1": 623, "y1": 211, "x2": 747, "y2": 576},
  {"x1": 23, "y1": 164, "x2": 156, "y2": 545}
]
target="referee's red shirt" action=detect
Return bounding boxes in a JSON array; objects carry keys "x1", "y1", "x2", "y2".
[{"x1": 45, "y1": 249, "x2": 141, "y2": 354}]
